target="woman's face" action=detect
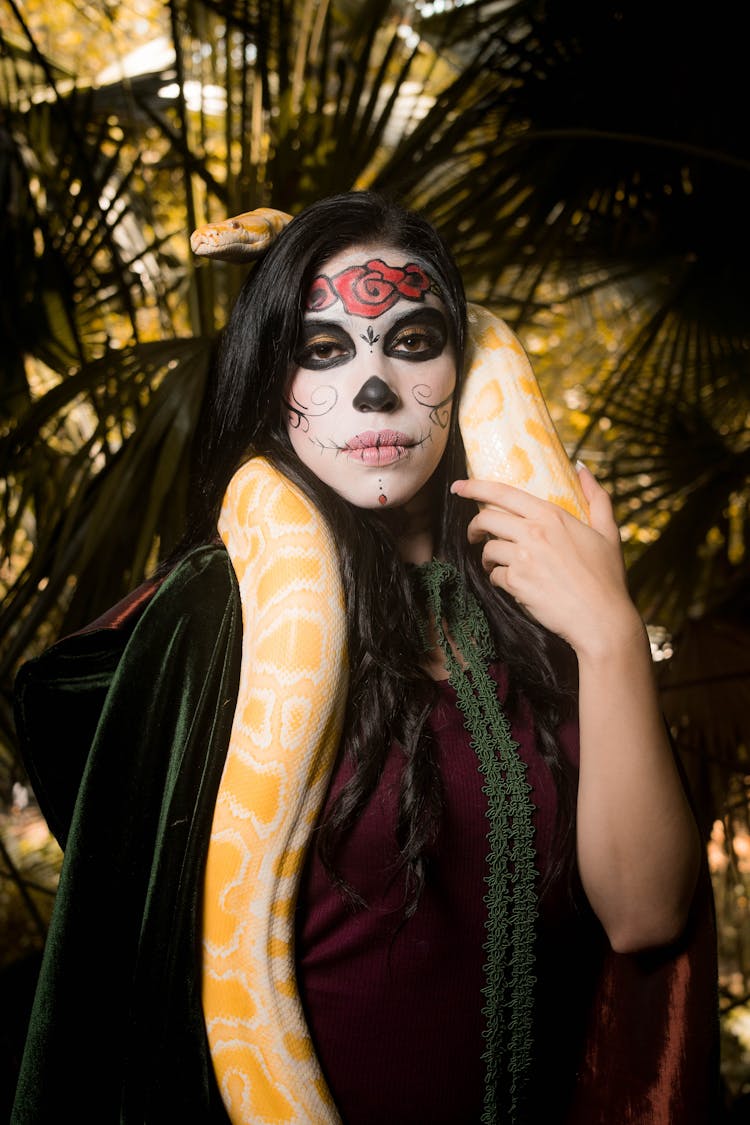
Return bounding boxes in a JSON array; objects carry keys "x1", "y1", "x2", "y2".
[{"x1": 285, "y1": 244, "x2": 457, "y2": 510}]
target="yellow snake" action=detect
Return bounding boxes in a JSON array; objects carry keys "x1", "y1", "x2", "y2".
[
  {"x1": 197, "y1": 209, "x2": 589, "y2": 1122},
  {"x1": 190, "y1": 208, "x2": 293, "y2": 261},
  {"x1": 203, "y1": 461, "x2": 346, "y2": 1121}
]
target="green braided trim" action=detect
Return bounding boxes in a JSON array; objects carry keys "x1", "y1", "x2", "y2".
[{"x1": 414, "y1": 560, "x2": 538, "y2": 1124}]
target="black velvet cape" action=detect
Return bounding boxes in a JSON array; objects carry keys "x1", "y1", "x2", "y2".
[{"x1": 11, "y1": 544, "x2": 721, "y2": 1123}]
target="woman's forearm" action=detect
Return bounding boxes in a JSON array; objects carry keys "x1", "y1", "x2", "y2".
[{"x1": 574, "y1": 609, "x2": 702, "y2": 953}]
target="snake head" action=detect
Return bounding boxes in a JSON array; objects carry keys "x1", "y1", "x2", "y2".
[{"x1": 190, "y1": 207, "x2": 293, "y2": 262}]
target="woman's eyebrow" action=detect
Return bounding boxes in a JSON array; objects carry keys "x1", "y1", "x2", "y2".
[
  {"x1": 383, "y1": 306, "x2": 448, "y2": 344},
  {"x1": 298, "y1": 320, "x2": 353, "y2": 343}
]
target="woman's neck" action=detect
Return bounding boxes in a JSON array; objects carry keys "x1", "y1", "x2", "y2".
[
  {"x1": 397, "y1": 524, "x2": 435, "y2": 565},
  {"x1": 380, "y1": 478, "x2": 439, "y2": 564}
]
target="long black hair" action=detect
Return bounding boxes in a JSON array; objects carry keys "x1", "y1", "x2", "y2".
[{"x1": 186, "y1": 190, "x2": 577, "y2": 910}]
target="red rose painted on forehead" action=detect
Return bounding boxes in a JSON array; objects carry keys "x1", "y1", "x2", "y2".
[
  {"x1": 328, "y1": 258, "x2": 433, "y2": 318},
  {"x1": 375, "y1": 261, "x2": 434, "y2": 301}
]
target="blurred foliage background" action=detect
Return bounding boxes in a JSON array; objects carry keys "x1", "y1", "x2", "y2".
[{"x1": 1, "y1": 0, "x2": 749, "y2": 1114}]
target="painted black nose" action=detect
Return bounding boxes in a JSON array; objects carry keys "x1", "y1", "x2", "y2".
[{"x1": 352, "y1": 376, "x2": 399, "y2": 413}]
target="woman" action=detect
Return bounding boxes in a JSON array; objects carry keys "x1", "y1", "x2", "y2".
[{"x1": 12, "y1": 192, "x2": 717, "y2": 1123}]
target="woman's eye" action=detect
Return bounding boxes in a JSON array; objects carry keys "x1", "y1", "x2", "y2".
[
  {"x1": 391, "y1": 329, "x2": 443, "y2": 358},
  {"x1": 312, "y1": 342, "x2": 337, "y2": 358},
  {"x1": 296, "y1": 338, "x2": 349, "y2": 368}
]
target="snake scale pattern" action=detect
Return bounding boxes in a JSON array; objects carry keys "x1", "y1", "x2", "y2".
[{"x1": 195, "y1": 209, "x2": 589, "y2": 1122}]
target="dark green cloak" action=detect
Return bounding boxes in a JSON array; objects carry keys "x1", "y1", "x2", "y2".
[{"x1": 12, "y1": 546, "x2": 237, "y2": 1123}]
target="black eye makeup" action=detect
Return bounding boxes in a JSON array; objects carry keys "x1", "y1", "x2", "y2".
[
  {"x1": 384, "y1": 308, "x2": 449, "y2": 362},
  {"x1": 295, "y1": 323, "x2": 355, "y2": 370},
  {"x1": 294, "y1": 307, "x2": 450, "y2": 370}
]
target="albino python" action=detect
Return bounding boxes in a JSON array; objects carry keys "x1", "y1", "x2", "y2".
[{"x1": 195, "y1": 208, "x2": 589, "y2": 1122}]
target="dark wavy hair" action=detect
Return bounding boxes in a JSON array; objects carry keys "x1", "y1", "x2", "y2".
[{"x1": 185, "y1": 190, "x2": 577, "y2": 911}]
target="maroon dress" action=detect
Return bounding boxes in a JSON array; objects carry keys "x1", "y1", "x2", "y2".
[{"x1": 295, "y1": 666, "x2": 599, "y2": 1123}]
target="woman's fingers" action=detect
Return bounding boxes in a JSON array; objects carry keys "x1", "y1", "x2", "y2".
[
  {"x1": 451, "y1": 476, "x2": 546, "y2": 517},
  {"x1": 456, "y1": 466, "x2": 623, "y2": 557},
  {"x1": 452, "y1": 469, "x2": 634, "y2": 655},
  {"x1": 456, "y1": 476, "x2": 567, "y2": 551},
  {"x1": 576, "y1": 462, "x2": 621, "y2": 548},
  {"x1": 466, "y1": 507, "x2": 521, "y2": 546},
  {"x1": 479, "y1": 534, "x2": 514, "y2": 573}
]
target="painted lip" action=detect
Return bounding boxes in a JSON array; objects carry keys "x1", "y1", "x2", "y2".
[
  {"x1": 345, "y1": 430, "x2": 413, "y2": 449},
  {"x1": 345, "y1": 430, "x2": 415, "y2": 467}
]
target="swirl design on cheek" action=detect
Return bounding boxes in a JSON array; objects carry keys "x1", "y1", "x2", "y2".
[
  {"x1": 412, "y1": 384, "x2": 454, "y2": 429},
  {"x1": 285, "y1": 386, "x2": 338, "y2": 432}
]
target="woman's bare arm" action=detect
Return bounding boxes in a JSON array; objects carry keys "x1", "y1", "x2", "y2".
[{"x1": 451, "y1": 466, "x2": 701, "y2": 952}]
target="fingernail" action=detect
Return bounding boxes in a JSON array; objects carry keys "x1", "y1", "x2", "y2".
[{"x1": 575, "y1": 459, "x2": 587, "y2": 472}]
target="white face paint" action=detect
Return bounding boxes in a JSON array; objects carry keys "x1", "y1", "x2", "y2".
[{"x1": 285, "y1": 244, "x2": 457, "y2": 511}]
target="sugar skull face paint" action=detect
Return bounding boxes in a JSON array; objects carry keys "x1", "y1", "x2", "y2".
[{"x1": 285, "y1": 245, "x2": 456, "y2": 511}]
